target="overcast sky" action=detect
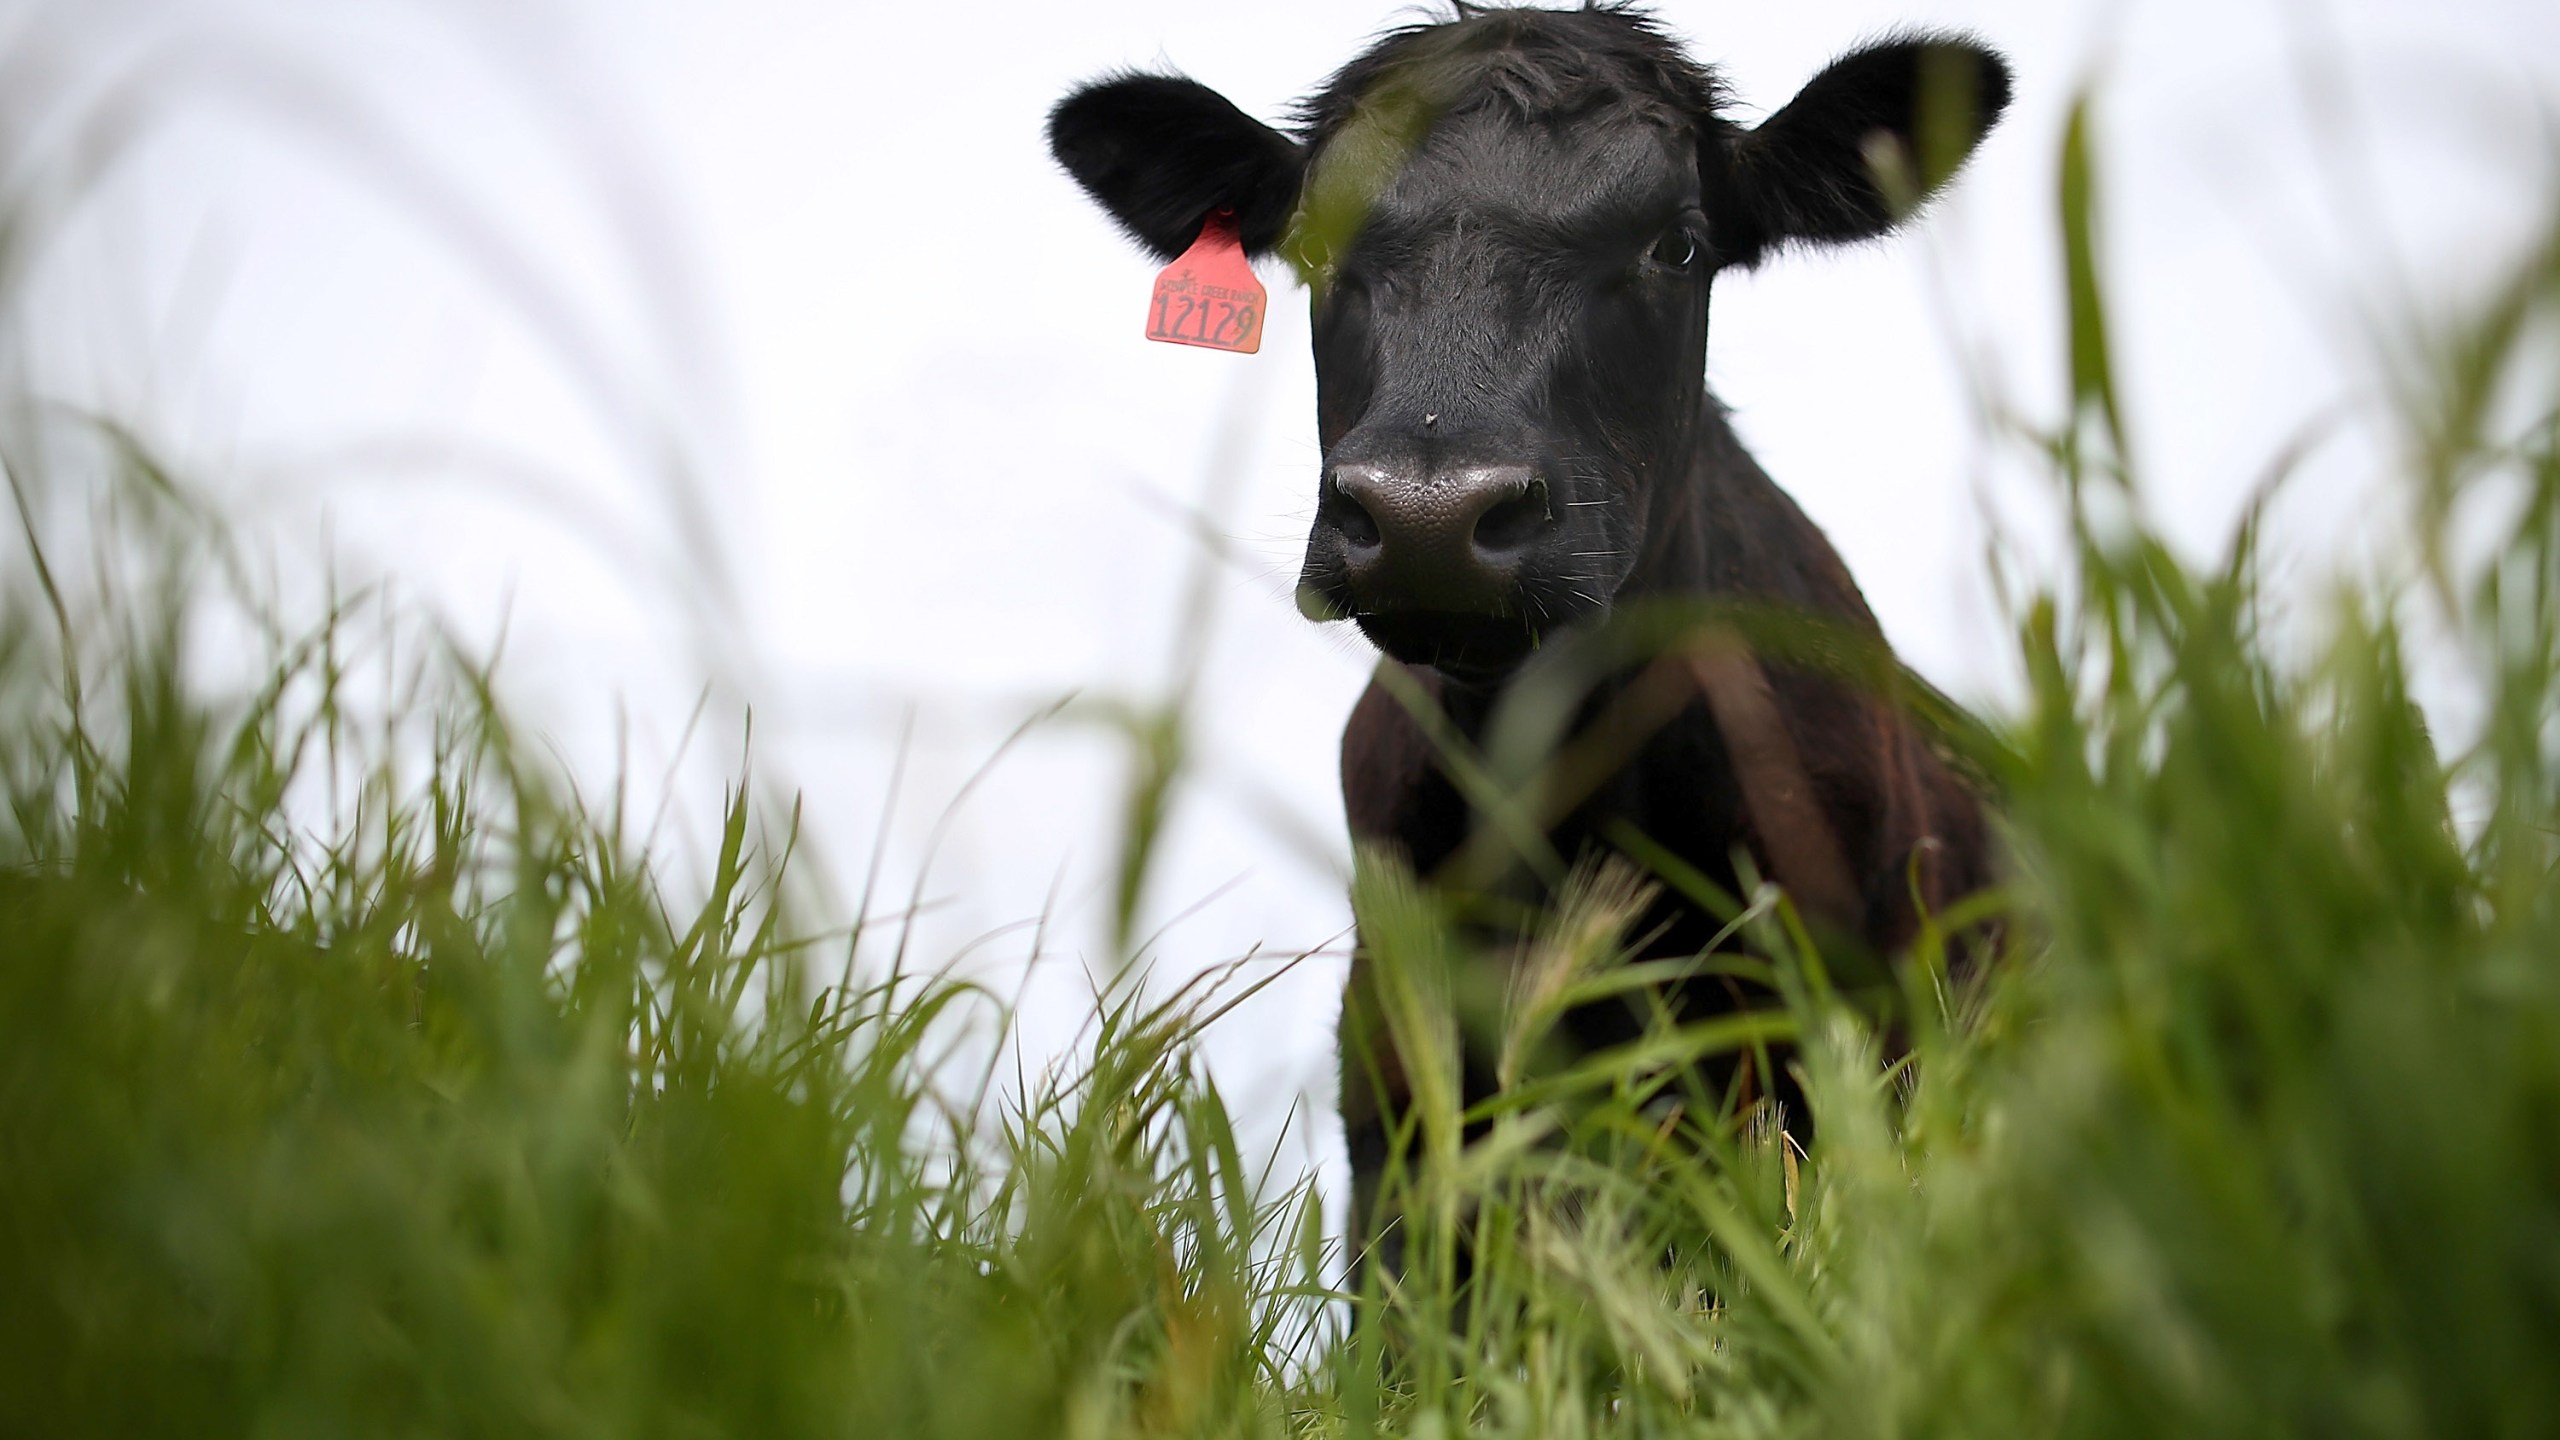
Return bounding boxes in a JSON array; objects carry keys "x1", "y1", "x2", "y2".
[{"x1": 8, "y1": 0, "x2": 2557, "y2": 1211}]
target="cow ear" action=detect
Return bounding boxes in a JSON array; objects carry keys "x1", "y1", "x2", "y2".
[
  {"x1": 1048, "y1": 74, "x2": 1306, "y2": 260},
  {"x1": 1719, "y1": 36, "x2": 2010, "y2": 264}
]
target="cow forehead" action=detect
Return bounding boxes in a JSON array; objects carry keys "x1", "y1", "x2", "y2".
[{"x1": 1362, "y1": 114, "x2": 1694, "y2": 252}]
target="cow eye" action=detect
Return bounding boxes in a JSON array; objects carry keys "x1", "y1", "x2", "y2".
[
  {"x1": 1288, "y1": 228, "x2": 1334, "y2": 283},
  {"x1": 1649, "y1": 228, "x2": 1699, "y2": 269}
]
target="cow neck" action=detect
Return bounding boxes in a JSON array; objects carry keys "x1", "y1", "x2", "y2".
[
  {"x1": 1623, "y1": 395, "x2": 1732, "y2": 602},
  {"x1": 1621, "y1": 395, "x2": 1879, "y2": 632},
  {"x1": 1427, "y1": 661, "x2": 1506, "y2": 738}
]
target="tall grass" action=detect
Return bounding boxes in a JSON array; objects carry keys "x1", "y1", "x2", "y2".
[
  {"x1": 0, "y1": 442, "x2": 1329, "y2": 1434},
  {"x1": 5, "y1": 87, "x2": 2559, "y2": 1439}
]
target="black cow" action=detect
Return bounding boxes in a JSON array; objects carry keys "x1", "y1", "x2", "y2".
[{"x1": 1049, "y1": 4, "x2": 2005, "y2": 1262}]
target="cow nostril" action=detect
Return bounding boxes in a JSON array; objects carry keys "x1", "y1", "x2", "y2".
[
  {"x1": 1472, "y1": 476, "x2": 1551, "y2": 552},
  {"x1": 1322, "y1": 473, "x2": 1381, "y2": 548},
  {"x1": 1333, "y1": 495, "x2": 1381, "y2": 548}
]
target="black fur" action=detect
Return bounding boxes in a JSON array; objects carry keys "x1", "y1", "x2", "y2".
[
  {"x1": 1720, "y1": 35, "x2": 2014, "y2": 260},
  {"x1": 1048, "y1": 5, "x2": 2007, "y2": 1280},
  {"x1": 1046, "y1": 74, "x2": 1305, "y2": 258},
  {"x1": 1048, "y1": 7, "x2": 2009, "y2": 268},
  {"x1": 1292, "y1": 6, "x2": 1731, "y2": 154}
]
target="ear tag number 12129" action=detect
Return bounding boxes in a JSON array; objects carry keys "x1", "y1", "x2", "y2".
[{"x1": 1146, "y1": 208, "x2": 1265, "y2": 354}]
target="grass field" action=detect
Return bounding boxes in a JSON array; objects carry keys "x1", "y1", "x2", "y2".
[{"x1": 5, "y1": 96, "x2": 2559, "y2": 1437}]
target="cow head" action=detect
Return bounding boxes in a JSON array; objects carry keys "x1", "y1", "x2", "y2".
[{"x1": 1050, "y1": 9, "x2": 2008, "y2": 680}]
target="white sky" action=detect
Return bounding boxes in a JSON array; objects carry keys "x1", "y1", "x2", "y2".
[{"x1": 8, "y1": 0, "x2": 2557, "y2": 1210}]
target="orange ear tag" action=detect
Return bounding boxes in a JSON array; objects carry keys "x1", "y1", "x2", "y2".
[{"x1": 1145, "y1": 208, "x2": 1265, "y2": 354}]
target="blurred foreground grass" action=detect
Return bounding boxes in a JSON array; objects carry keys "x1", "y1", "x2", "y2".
[{"x1": 6, "y1": 100, "x2": 2560, "y2": 1439}]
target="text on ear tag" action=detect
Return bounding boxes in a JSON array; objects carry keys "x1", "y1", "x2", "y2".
[{"x1": 1146, "y1": 209, "x2": 1265, "y2": 354}]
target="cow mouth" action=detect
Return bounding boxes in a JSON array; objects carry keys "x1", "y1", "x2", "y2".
[{"x1": 1353, "y1": 610, "x2": 1540, "y2": 677}]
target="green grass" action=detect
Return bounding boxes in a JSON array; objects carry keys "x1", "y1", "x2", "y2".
[{"x1": 6, "y1": 97, "x2": 2560, "y2": 1438}]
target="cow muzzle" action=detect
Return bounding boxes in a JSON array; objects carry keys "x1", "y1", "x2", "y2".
[
  {"x1": 1297, "y1": 458, "x2": 1559, "y2": 673},
  {"x1": 1317, "y1": 461, "x2": 1552, "y2": 608}
]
